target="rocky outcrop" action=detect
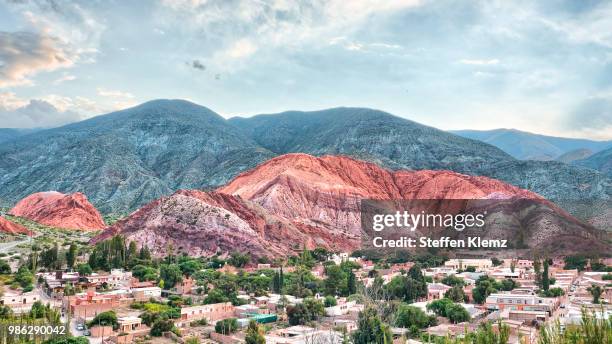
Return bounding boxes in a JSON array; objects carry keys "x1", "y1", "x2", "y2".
[
  {"x1": 94, "y1": 154, "x2": 608, "y2": 258},
  {"x1": 10, "y1": 192, "x2": 105, "y2": 230},
  {"x1": 0, "y1": 216, "x2": 31, "y2": 235}
]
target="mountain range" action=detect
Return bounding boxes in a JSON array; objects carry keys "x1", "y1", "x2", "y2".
[
  {"x1": 452, "y1": 128, "x2": 612, "y2": 161},
  {"x1": 93, "y1": 154, "x2": 609, "y2": 258},
  {"x1": 0, "y1": 100, "x2": 609, "y2": 216}
]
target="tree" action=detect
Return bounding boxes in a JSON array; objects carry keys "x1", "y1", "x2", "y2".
[
  {"x1": 228, "y1": 252, "x2": 249, "y2": 268},
  {"x1": 77, "y1": 263, "x2": 92, "y2": 276},
  {"x1": 151, "y1": 319, "x2": 175, "y2": 336},
  {"x1": 441, "y1": 275, "x2": 465, "y2": 287},
  {"x1": 352, "y1": 307, "x2": 392, "y2": 344},
  {"x1": 563, "y1": 255, "x2": 588, "y2": 271},
  {"x1": 14, "y1": 265, "x2": 34, "y2": 289},
  {"x1": 384, "y1": 275, "x2": 427, "y2": 303},
  {"x1": 245, "y1": 320, "x2": 266, "y2": 344},
  {"x1": 347, "y1": 269, "x2": 357, "y2": 295},
  {"x1": 472, "y1": 276, "x2": 498, "y2": 304},
  {"x1": 287, "y1": 303, "x2": 309, "y2": 325},
  {"x1": 272, "y1": 267, "x2": 284, "y2": 293},
  {"x1": 395, "y1": 304, "x2": 436, "y2": 329},
  {"x1": 444, "y1": 286, "x2": 467, "y2": 302},
  {"x1": 587, "y1": 284, "x2": 603, "y2": 304},
  {"x1": 89, "y1": 311, "x2": 119, "y2": 330},
  {"x1": 542, "y1": 259, "x2": 550, "y2": 291},
  {"x1": 139, "y1": 245, "x2": 152, "y2": 260},
  {"x1": 215, "y1": 318, "x2": 238, "y2": 335},
  {"x1": 445, "y1": 303, "x2": 470, "y2": 323},
  {"x1": 0, "y1": 260, "x2": 11, "y2": 274},
  {"x1": 66, "y1": 244, "x2": 77, "y2": 270},
  {"x1": 324, "y1": 295, "x2": 337, "y2": 307},
  {"x1": 159, "y1": 264, "x2": 183, "y2": 288},
  {"x1": 132, "y1": 264, "x2": 158, "y2": 281}
]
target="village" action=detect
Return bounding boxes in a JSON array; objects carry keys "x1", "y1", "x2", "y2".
[{"x1": 0, "y1": 238, "x2": 610, "y2": 344}]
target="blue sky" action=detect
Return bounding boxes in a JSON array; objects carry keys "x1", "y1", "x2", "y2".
[{"x1": 0, "y1": 0, "x2": 611, "y2": 139}]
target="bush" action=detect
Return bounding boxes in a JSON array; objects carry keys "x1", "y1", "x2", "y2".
[
  {"x1": 324, "y1": 295, "x2": 337, "y2": 307},
  {"x1": 215, "y1": 318, "x2": 238, "y2": 334},
  {"x1": 150, "y1": 319, "x2": 175, "y2": 336},
  {"x1": 89, "y1": 311, "x2": 119, "y2": 330}
]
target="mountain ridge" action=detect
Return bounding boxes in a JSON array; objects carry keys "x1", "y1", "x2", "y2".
[{"x1": 1, "y1": 100, "x2": 609, "y2": 215}]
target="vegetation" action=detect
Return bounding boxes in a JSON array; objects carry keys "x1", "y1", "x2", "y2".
[
  {"x1": 286, "y1": 298, "x2": 325, "y2": 325},
  {"x1": 538, "y1": 308, "x2": 611, "y2": 344},
  {"x1": 352, "y1": 306, "x2": 393, "y2": 344},
  {"x1": 215, "y1": 318, "x2": 238, "y2": 335},
  {"x1": 88, "y1": 311, "x2": 118, "y2": 330},
  {"x1": 245, "y1": 320, "x2": 266, "y2": 344},
  {"x1": 395, "y1": 304, "x2": 437, "y2": 329}
]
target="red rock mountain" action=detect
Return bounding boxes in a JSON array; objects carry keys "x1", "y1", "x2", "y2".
[
  {"x1": 93, "y1": 154, "x2": 607, "y2": 257},
  {"x1": 0, "y1": 216, "x2": 32, "y2": 235},
  {"x1": 10, "y1": 192, "x2": 105, "y2": 230}
]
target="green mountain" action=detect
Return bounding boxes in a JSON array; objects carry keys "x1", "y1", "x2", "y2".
[{"x1": 451, "y1": 128, "x2": 611, "y2": 161}]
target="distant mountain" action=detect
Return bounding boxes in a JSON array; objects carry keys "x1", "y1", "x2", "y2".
[
  {"x1": 575, "y1": 146, "x2": 612, "y2": 177},
  {"x1": 1, "y1": 101, "x2": 609, "y2": 215},
  {"x1": 451, "y1": 128, "x2": 611, "y2": 161},
  {"x1": 93, "y1": 154, "x2": 609, "y2": 258},
  {"x1": 0, "y1": 100, "x2": 274, "y2": 213},
  {"x1": 556, "y1": 148, "x2": 593, "y2": 163},
  {"x1": 0, "y1": 128, "x2": 40, "y2": 143}
]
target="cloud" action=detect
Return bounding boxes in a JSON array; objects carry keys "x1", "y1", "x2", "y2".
[
  {"x1": 0, "y1": 31, "x2": 75, "y2": 87},
  {"x1": 566, "y1": 97, "x2": 612, "y2": 139},
  {"x1": 0, "y1": 93, "x2": 85, "y2": 128},
  {"x1": 459, "y1": 59, "x2": 500, "y2": 66},
  {"x1": 96, "y1": 87, "x2": 137, "y2": 110},
  {"x1": 191, "y1": 60, "x2": 206, "y2": 71},
  {"x1": 157, "y1": 0, "x2": 421, "y2": 70},
  {"x1": 53, "y1": 73, "x2": 77, "y2": 85},
  {"x1": 1, "y1": 1, "x2": 104, "y2": 87}
]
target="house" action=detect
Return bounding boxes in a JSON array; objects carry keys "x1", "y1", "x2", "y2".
[
  {"x1": 427, "y1": 283, "x2": 451, "y2": 300},
  {"x1": 131, "y1": 286, "x2": 161, "y2": 301},
  {"x1": 178, "y1": 302, "x2": 234, "y2": 323},
  {"x1": 84, "y1": 269, "x2": 132, "y2": 289},
  {"x1": 265, "y1": 325, "x2": 343, "y2": 344},
  {"x1": 41, "y1": 271, "x2": 80, "y2": 299},
  {"x1": 444, "y1": 259, "x2": 492, "y2": 271},
  {"x1": 117, "y1": 316, "x2": 148, "y2": 335},
  {"x1": 64, "y1": 287, "x2": 132, "y2": 319},
  {"x1": 173, "y1": 277, "x2": 194, "y2": 295},
  {"x1": 485, "y1": 292, "x2": 559, "y2": 314},
  {"x1": 1, "y1": 290, "x2": 41, "y2": 313},
  {"x1": 324, "y1": 301, "x2": 359, "y2": 316}
]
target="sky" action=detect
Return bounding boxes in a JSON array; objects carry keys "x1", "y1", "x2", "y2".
[{"x1": 0, "y1": 0, "x2": 611, "y2": 140}]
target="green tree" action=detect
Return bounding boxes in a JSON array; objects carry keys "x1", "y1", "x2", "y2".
[
  {"x1": 228, "y1": 252, "x2": 250, "y2": 268},
  {"x1": 151, "y1": 319, "x2": 175, "y2": 336},
  {"x1": 395, "y1": 304, "x2": 436, "y2": 329},
  {"x1": 245, "y1": 320, "x2": 266, "y2": 344},
  {"x1": 215, "y1": 318, "x2": 238, "y2": 335},
  {"x1": 542, "y1": 259, "x2": 550, "y2": 291},
  {"x1": 139, "y1": 245, "x2": 152, "y2": 260},
  {"x1": 324, "y1": 295, "x2": 337, "y2": 307},
  {"x1": 0, "y1": 260, "x2": 11, "y2": 274},
  {"x1": 159, "y1": 264, "x2": 183, "y2": 288},
  {"x1": 347, "y1": 269, "x2": 357, "y2": 295},
  {"x1": 352, "y1": 307, "x2": 392, "y2": 344},
  {"x1": 445, "y1": 285, "x2": 467, "y2": 302},
  {"x1": 76, "y1": 263, "x2": 92, "y2": 276},
  {"x1": 66, "y1": 244, "x2": 77, "y2": 270},
  {"x1": 445, "y1": 303, "x2": 470, "y2": 323},
  {"x1": 89, "y1": 311, "x2": 119, "y2": 330},
  {"x1": 14, "y1": 265, "x2": 34, "y2": 289},
  {"x1": 587, "y1": 284, "x2": 603, "y2": 304}
]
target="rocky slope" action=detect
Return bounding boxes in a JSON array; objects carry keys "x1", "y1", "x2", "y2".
[
  {"x1": 556, "y1": 149, "x2": 594, "y2": 163},
  {"x1": 0, "y1": 216, "x2": 31, "y2": 235},
  {"x1": 94, "y1": 154, "x2": 608, "y2": 258},
  {"x1": 10, "y1": 192, "x2": 105, "y2": 230}
]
